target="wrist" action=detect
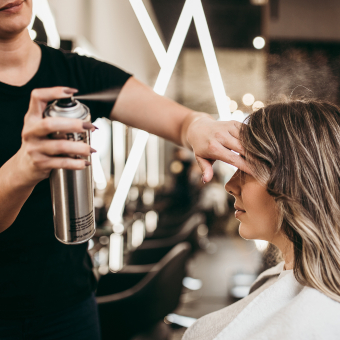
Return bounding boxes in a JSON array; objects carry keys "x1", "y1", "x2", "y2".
[
  {"x1": 183, "y1": 112, "x2": 214, "y2": 149},
  {"x1": 7, "y1": 151, "x2": 40, "y2": 190}
]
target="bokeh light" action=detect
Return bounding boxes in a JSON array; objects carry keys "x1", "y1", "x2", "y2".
[
  {"x1": 170, "y1": 160, "x2": 184, "y2": 174},
  {"x1": 253, "y1": 36, "x2": 265, "y2": 49},
  {"x1": 232, "y1": 110, "x2": 245, "y2": 123},
  {"x1": 242, "y1": 93, "x2": 255, "y2": 106},
  {"x1": 252, "y1": 100, "x2": 265, "y2": 111},
  {"x1": 229, "y1": 100, "x2": 238, "y2": 112},
  {"x1": 113, "y1": 223, "x2": 125, "y2": 234}
]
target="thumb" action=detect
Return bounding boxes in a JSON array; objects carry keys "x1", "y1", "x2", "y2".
[
  {"x1": 195, "y1": 155, "x2": 215, "y2": 183},
  {"x1": 27, "y1": 87, "x2": 78, "y2": 121}
]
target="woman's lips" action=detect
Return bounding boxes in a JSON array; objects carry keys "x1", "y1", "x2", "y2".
[
  {"x1": 235, "y1": 210, "x2": 245, "y2": 218},
  {"x1": 0, "y1": 0, "x2": 24, "y2": 13},
  {"x1": 234, "y1": 205, "x2": 246, "y2": 219}
]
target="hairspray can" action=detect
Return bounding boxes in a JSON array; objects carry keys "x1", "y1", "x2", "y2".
[{"x1": 44, "y1": 97, "x2": 95, "y2": 244}]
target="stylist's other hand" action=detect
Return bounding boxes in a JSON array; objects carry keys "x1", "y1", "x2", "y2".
[
  {"x1": 186, "y1": 115, "x2": 250, "y2": 183},
  {"x1": 16, "y1": 87, "x2": 95, "y2": 187}
]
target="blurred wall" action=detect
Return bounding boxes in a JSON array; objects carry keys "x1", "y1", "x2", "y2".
[
  {"x1": 48, "y1": 0, "x2": 91, "y2": 42},
  {"x1": 48, "y1": 0, "x2": 162, "y2": 87},
  {"x1": 269, "y1": 0, "x2": 340, "y2": 41},
  {"x1": 181, "y1": 49, "x2": 266, "y2": 115},
  {"x1": 89, "y1": 0, "x2": 159, "y2": 85}
]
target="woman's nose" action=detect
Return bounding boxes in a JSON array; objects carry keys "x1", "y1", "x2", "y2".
[{"x1": 225, "y1": 170, "x2": 242, "y2": 196}]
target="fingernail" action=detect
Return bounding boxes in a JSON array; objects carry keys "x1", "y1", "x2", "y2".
[
  {"x1": 85, "y1": 161, "x2": 92, "y2": 166},
  {"x1": 90, "y1": 148, "x2": 97, "y2": 153},
  {"x1": 64, "y1": 88, "x2": 78, "y2": 95},
  {"x1": 93, "y1": 125, "x2": 99, "y2": 130},
  {"x1": 83, "y1": 122, "x2": 93, "y2": 130}
]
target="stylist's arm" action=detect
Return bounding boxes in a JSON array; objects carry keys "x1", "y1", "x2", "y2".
[
  {"x1": 111, "y1": 77, "x2": 250, "y2": 183},
  {"x1": 0, "y1": 87, "x2": 95, "y2": 233}
]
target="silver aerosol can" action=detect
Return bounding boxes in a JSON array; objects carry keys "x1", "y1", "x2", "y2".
[{"x1": 44, "y1": 97, "x2": 95, "y2": 245}]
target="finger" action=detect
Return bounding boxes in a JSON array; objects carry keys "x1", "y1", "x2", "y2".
[
  {"x1": 227, "y1": 120, "x2": 243, "y2": 139},
  {"x1": 217, "y1": 133, "x2": 245, "y2": 155},
  {"x1": 203, "y1": 142, "x2": 252, "y2": 174},
  {"x1": 195, "y1": 155, "x2": 215, "y2": 183},
  {"x1": 37, "y1": 140, "x2": 92, "y2": 158},
  {"x1": 43, "y1": 157, "x2": 89, "y2": 171},
  {"x1": 27, "y1": 87, "x2": 78, "y2": 121},
  {"x1": 215, "y1": 121, "x2": 245, "y2": 155},
  {"x1": 25, "y1": 117, "x2": 93, "y2": 138}
]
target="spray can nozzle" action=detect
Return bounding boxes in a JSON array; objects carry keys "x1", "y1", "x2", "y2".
[{"x1": 56, "y1": 97, "x2": 77, "y2": 108}]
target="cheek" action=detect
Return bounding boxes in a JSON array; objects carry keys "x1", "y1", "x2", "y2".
[
  {"x1": 19, "y1": 3, "x2": 33, "y2": 26},
  {"x1": 238, "y1": 184, "x2": 279, "y2": 241}
]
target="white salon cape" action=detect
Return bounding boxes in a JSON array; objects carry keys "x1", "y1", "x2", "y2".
[{"x1": 182, "y1": 261, "x2": 340, "y2": 340}]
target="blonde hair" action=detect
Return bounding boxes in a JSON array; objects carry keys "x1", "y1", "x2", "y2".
[{"x1": 240, "y1": 100, "x2": 340, "y2": 302}]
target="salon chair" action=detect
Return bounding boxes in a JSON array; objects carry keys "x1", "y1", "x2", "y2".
[
  {"x1": 127, "y1": 213, "x2": 204, "y2": 265},
  {"x1": 96, "y1": 242, "x2": 191, "y2": 340}
]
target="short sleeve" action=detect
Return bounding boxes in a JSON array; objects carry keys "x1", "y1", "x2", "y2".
[{"x1": 64, "y1": 52, "x2": 132, "y2": 121}]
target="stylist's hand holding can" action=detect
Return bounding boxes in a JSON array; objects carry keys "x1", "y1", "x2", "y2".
[{"x1": 17, "y1": 87, "x2": 96, "y2": 187}]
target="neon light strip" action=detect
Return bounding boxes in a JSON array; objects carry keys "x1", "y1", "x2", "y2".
[
  {"x1": 192, "y1": 0, "x2": 230, "y2": 121},
  {"x1": 129, "y1": 0, "x2": 166, "y2": 66},
  {"x1": 153, "y1": 0, "x2": 195, "y2": 95},
  {"x1": 108, "y1": 130, "x2": 149, "y2": 223},
  {"x1": 113, "y1": 121, "x2": 126, "y2": 189},
  {"x1": 92, "y1": 153, "x2": 107, "y2": 190},
  {"x1": 147, "y1": 134, "x2": 159, "y2": 187},
  {"x1": 108, "y1": 0, "x2": 229, "y2": 223}
]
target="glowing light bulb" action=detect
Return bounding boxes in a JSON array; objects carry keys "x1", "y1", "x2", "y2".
[
  {"x1": 250, "y1": 0, "x2": 268, "y2": 4},
  {"x1": 242, "y1": 93, "x2": 255, "y2": 106},
  {"x1": 232, "y1": 110, "x2": 245, "y2": 123},
  {"x1": 113, "y1": 223, "x2": 125, "y2": 234},
  {"x1": 131, "y1": 220, "x2": 145, "y2": 248},
  {"x1": 170, "y1": 160, "x2": 184, "y2": 174},
  {"x1": 229, "y1": 100, "x2": 238, "y2": 113},
  {"x1": 145, "y1": 210, "x2": 158, "y2": 233},
  {"x1": 109, "y1": 233, "x2": 123, "y2": 272},
  {"x1": 252, "y1": 100, "x2": 265, "y2": 111},
  {"x1": 253, "y1": 36, "x2": 265, "y2": 50}
]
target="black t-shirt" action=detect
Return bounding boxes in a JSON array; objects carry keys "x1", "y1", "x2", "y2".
[{"x1": 0, "y1": 43, "x2": 131, "y2": 319}]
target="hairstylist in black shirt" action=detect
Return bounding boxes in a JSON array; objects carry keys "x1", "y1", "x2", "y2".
[{"x1": 0, "y1": 1, "x2": 249, "y2": 339}]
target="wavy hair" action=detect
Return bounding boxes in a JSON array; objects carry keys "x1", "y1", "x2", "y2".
[{"x1": 240, "y1": 100, "x2": 340, "y2": 302}]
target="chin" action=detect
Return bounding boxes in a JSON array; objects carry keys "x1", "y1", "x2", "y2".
[
  {"x1": 0, "y1": 19, "x2": 29, "y2": 38},
  {"x1": 238, "y1": 222, "x2": 259, "y2": 241},
  {"x1": 0, "y1": 2, "x2": 32, "y2": 37}
]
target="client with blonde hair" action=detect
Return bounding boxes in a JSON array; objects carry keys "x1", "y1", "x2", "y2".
[{"x1": 183, "y1": 100, "x2": 340, "y2": 340}]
